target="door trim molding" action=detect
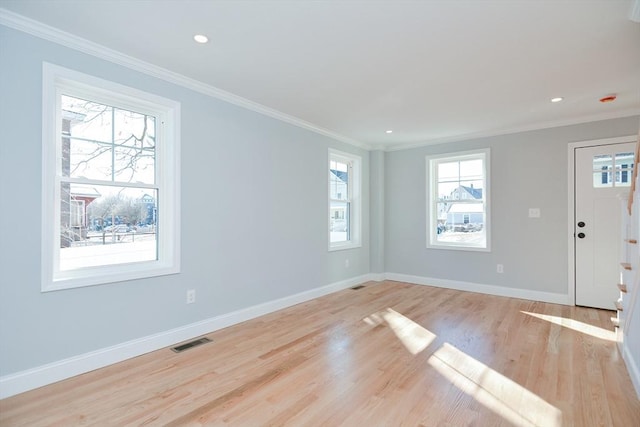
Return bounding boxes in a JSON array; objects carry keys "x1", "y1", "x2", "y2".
[{"x1": 567, "y1": 135, "x2": 636, "y2": 306}]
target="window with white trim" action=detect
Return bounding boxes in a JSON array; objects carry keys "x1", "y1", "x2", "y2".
[
  {"x1": 427, "y1": 149, "x2": 490, "y2": 251},
  {"x1": 329, "y1": 149, "x2": 361, "y2": 250},
  {"x1": 42, "y1": 63, "x2": 180, "y2": 291}
]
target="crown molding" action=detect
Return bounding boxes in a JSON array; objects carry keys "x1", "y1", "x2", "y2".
[
  {"x1": 0, "y1": 8, "x2": 369, "y2": 150},
  {"x1": 383, "y1": 108, "x2": 640, "y2": 152},
  {"x1": 1, "y1": 8, "x2": 636, "y2": 154}
]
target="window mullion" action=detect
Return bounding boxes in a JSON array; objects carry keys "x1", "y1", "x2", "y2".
[
  {"x1": 61, "y1": 176, "x2": 159, "y2": 190},
  {"x1": 111, "y1": 106, "x2": 115, "y2": 182},
  {"x1": 348, "y1": 162, "x2": 353, "y2": 199}
]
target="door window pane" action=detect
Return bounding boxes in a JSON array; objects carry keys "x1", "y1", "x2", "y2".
[
  {"x1": 615, "y1": 152, "x2": 634, "y2": 187},
  {"x1": 593, "y1": 154, "x2": 613, "y2": 187},
  {"x1": 592, "y1": 153, "x2": 635, "y2": 188},
  {"x1": 593, "y1": 172, "x2": 612, "y2": 188}
]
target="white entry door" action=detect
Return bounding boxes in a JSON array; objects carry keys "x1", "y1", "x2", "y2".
[{"x1": 575, "y1": 142, "x2": 635, "y2": 309}]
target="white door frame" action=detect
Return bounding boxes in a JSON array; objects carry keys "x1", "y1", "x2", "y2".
[{"x1": 567, "y1": 135, "x2": 636, "y2": 305}]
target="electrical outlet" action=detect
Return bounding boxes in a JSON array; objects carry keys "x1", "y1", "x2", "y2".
[
  {"x1": 345, "y1": 259, "x2": 350, "y2": 268},
  {"x1": 528, "y1": 208, "x2": 541, "y2": 218},
  {"x1": 186, "y1": 289, "x2": 196, "y2": 304},
  {"x1": 497, "y1": 264, "x2": 504, "y2": 274}
]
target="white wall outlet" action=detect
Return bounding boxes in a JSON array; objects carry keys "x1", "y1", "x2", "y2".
[
  {"x1": 186, "y1": 289, "x2": 196, "y2": 304},
  {"x1": 497, "y1": 264, "x2": 504, "y2": 273},
  {"x1": 528, "y1": 208, "x2": 541, "y2": 218},
  {"x1": 345, "y1": 258, "x2": 350, "y2": 268}
]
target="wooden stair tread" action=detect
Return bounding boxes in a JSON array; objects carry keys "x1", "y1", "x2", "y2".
[
  {"x1": 615, "y1": 300, "x2": 624, "y2": 311},
  {"x1": 624, "y1": 238, "x2": 638, "y2": 244},
  {"x1": 620, "y1": 262, "x2": 632, "y2": 270},
  {"x1": 617, "y1": 283, "x2": 628, "y2": 293}
]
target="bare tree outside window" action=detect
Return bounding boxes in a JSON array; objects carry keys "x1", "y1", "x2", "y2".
[{"x1": 59, "y1": 95, "x2": 158, "y2": 270}]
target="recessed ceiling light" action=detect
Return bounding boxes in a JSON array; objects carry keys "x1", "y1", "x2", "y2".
[
  {"x1": 193, "y1": 34, "x2": 209, "y2": 44},
  {"x1": 551, "y1": 97, "x2": 563, "y2": 103},
  {"x1": 386, "y1": 130, "x2": 393, "y2": 134}
]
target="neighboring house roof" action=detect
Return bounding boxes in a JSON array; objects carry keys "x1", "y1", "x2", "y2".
[
  {"x1": 62, "y1": 109, "x2": 86, "y2": 123},
  {"x1": 70, "y1": 184, "x2": 101, "y2": 199},
  {"x1": 458, "y1": 185, "x2": 482, "y2": 199},
  {"x1": 330, "y1": 169, "x2": 348, "y2": 183}
]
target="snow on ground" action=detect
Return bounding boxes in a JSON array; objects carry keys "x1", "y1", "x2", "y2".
[{"x1": 60, "y1": 234, "x2": 156, "y2": 270}]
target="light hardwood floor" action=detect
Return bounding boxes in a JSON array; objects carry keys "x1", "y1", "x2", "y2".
[{"x1": 1, "y1": 281, "x2": 639, "y2": 426}]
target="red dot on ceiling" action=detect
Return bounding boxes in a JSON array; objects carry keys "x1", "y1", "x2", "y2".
[{"x1": 599, "y1": 95, "x2": 617, "y2": 103}]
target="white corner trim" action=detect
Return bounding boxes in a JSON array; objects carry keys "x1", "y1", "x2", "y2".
[
  {"x1": 622, "y1": 338, "x2": 640, "y2": 399},
  {"x1": 0, "y1": 8, "x2": 368, "y2": 150},
  {"x1": 384, "y1": 272, "x2": 572, "y2": 305},
  {"x1": 0, "y1": 273, "x2": 377, "y2": 399},
  {"x1": 368, "y1": 273, "x2": 386, "y2": 282},
  {"x1": 630, "y1": 0, "x2": 640, "y2": 22}
]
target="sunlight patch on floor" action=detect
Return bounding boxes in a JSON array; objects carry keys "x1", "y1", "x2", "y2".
[
  {"x1": 521, "y1": 311, "x2": 615, "y2": 341},
  {"x1": 428, "y1": 343, "x2": 562, "y2": 427},
  {"x1": 363, "y1": 308, "x2": 562, "y2": 426},
  {"x1": 363, "y1": 308, "x2": 435, "y2": 355}
]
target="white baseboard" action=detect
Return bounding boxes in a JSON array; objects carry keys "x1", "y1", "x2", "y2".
[
  {"x1": 0, "y1": 273, "x2": 375, "y2": 399},
  {"x1": 0, "y1": 272, "x2": 571, "y2": 399},
  {"x1": 622, "y1": 336, "x2": 640, "y2": 399},
  {"x1": 384, "y1": 272, "x2": 572, "y2": 305}
]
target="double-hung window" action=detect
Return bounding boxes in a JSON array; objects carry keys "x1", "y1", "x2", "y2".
[
  {"x1": 329, "y1": 149, "x2": 361, "y2": 250},
  {"x1": 42, "y1": 63, "x2": 180, "y2": 291},
  {"x1": 426, "y1": 149, "x2": 490, "y2": 251}
]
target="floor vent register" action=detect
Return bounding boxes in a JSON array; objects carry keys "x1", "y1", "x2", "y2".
[{"x1": 171, "y1": 337, "x2": 212, "y2": 353}]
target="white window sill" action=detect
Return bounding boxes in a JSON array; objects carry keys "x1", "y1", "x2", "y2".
[
  {"x1": 426, "y1": 243, "x2": 491, "y2": 252},
  {"x1": 329, "y1": 242, "x2": 362, "y2": 252},
  {"x1": 44, "y1": 261, "x2": 180, "y2": 292}
]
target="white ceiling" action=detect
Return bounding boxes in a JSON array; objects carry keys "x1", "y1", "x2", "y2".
[{"x1": 1, "y1": 0, "x2": 639, "y2": 150}]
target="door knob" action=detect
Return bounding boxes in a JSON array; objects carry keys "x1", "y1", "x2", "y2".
[
  {"x1": 577, "y1": 232, "x2": 586, "y2": 238},
  {"x1": 577, "y1": 221, "x2": 585, "y2": 228}
]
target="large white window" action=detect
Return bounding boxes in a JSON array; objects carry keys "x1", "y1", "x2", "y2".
[
  {"x1": 329, "y1": 149, "x2": 361, "y2": 251},
  {"x1": 427, "y1": 149, "x2": 490, "y2": 251},
  {"x1": 42, "y1": 63, "x2": 180, "y2": 291}
]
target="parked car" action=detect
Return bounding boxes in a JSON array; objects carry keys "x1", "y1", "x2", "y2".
[
  {"x1": 330, "y1": 219, "x2": 347, "y2": 232},
  {"x1": 105, "y1": 224, "x2": 130, "y2": 233}
]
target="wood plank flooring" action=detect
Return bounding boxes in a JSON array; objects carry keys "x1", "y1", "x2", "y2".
[{"x1": 1, "y1": 281, "x2": 639, "y2": 426}]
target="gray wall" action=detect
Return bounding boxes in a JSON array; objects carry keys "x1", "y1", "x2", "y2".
[
  {"x1": 384, "y1": 117, "x2": 640, "y2": 295},
  {"x1": 1, "y1": 22, "x2": 638, "y2": 380},
  {"x1": 369, "y1": 150, "x2": 385, "y2": 273},
  {"x1": 0, "y1": 26, "x2": 370, "y2": 376}
]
